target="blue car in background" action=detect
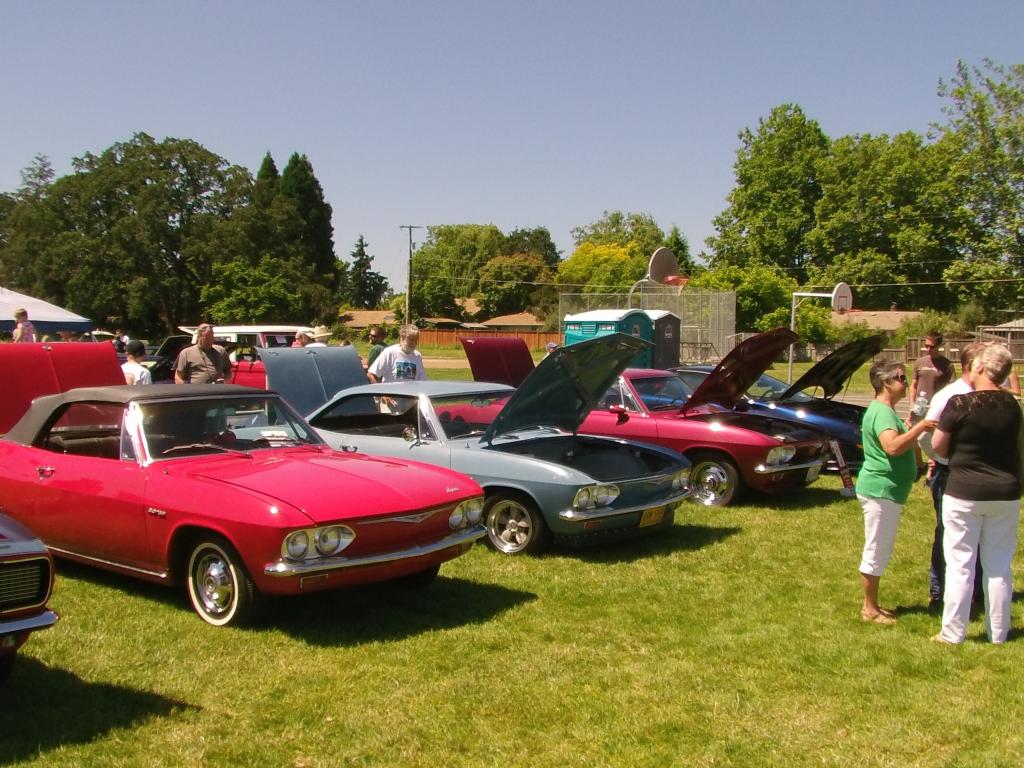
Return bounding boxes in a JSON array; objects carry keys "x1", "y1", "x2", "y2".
[{"x1": 673, "y1": 336, "x2": 883, "y2": 473}]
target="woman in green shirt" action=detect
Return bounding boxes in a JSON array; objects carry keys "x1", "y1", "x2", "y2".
[{"x1": 856, "y1": 360, "x2": 935, "y2": 624}]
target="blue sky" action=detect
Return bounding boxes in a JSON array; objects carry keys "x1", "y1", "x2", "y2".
[{"x1": 2, "y1": 1, "x2": 1021, "y2": 289}]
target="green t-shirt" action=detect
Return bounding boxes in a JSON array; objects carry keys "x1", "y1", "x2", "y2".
[{"x1": 855, "y1": 400, "x2": 917, "y2": 503}]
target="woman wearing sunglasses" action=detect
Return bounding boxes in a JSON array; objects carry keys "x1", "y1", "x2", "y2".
[{"x1": 856, "y1": 360, "x2": 936, "y2": 624}]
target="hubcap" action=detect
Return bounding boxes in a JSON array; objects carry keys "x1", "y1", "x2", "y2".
[
  {"x1": 693, "y1": 463, "x2": 730, "y2": 505},
  {"x1": 194, "y1": 551, "x2": 234, "y2": 616},
  {"x1": 488, "y1": 500, "x2": 532, "y2": 553}
]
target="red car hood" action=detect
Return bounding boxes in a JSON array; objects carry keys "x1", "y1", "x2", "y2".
[
  {"x1": 178, "y1": 449, "x2": 480, "y2": 524},
  {"x1": 0, "y1": 343, "x2": 125, "y2": 434},
  {"x1": 459, "y1": 336, "x2": 536, "y2": 388},
  {"x1": 683, "y1": 328, "x2": 797, "y2": 413}
]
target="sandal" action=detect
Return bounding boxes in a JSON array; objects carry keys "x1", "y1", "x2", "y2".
[{"x1": 861, "y1": 610, "x2": 896, "y2": 625}]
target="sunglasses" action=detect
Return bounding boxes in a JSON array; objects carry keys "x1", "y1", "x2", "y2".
[
  {"x1": 890, "y1": 373, "x2": 908, "y2": 383},
  {"x1": 924, "y1": 344, "x2": 936, "y2": 350}
]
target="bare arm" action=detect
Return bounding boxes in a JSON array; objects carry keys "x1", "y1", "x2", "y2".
[
  {"x1": 931, "y1": 428, "x2": 951, "y2": 459},
  {"x1": 367, "y1": 372, "x2": 381, "y2": 383},
  {"x1": 878, "y1": 418, "x2": 936, "y2": 457}
]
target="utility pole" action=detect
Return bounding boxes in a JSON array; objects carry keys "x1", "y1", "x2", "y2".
[{"x1": 400, "y1": 225, "x2": 423, "y2": 324}]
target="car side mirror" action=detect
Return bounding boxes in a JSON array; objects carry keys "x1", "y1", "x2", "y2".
[{"x1": 609, "y1": 405, "x2": 630, "y2": 425}]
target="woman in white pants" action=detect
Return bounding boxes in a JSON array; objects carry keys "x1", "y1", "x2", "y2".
[{"x1": 932, "y1": 344, "x2": 1022, "y2": 644}]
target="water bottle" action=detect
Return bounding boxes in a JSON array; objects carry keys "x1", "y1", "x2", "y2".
[{"x1": 911, "y1": 392, "x2": 928, "y2": 422}]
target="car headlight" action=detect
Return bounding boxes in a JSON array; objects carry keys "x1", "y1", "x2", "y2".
[
  {"x1": 315, "y1": 525, "x2": 354, "y2": 556},
  {"x1": 766, "y1": 445, "x2": 797, "y2": 465},
  {"x1": 672, "y1": 468, "x2": 690, "y2": 490},
  {"x1": 594, "y1": 484, "x2": 619, "y2": 506},
  {"x1": 450, "y1": 498, "x2": 485, "y2": 529},
  {"x1": 285, "y1": 530, "x2": 310, "y2": 560},
  {"x1": 464, "y1": 498, "x2": 484, "y2": 525},
  {"x1": 573, "y1": 487, "x2": 593, "y2": 510},
  {"x1": 284, "y1": 526, "x2": 355, "y2": 560}
]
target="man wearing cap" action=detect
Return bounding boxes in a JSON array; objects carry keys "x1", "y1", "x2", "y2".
[
  {"x1": 175, "y1": 323, "x2": 231, "y2": 384},
  {"x1": 12, "y1": 308, "x2": 36, "y2": 343},
  {"x1": 292, "y1": 328, "x2": 315, "y2": 347}
]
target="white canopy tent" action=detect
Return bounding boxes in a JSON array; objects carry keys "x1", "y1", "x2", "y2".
[{"x1": 0, "y1": 286, "x2": 93, "y2": 334}]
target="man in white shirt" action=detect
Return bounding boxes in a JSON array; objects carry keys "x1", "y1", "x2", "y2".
[
  {"x1": 121, "y1": 340, "x2": 152, "y2": 385},
  {"x1": 919, "y1": 341, "x2": 984, "y2": 609},
  {"x1": 367, "y1": 325, "x2": 427, "y2": 383}
]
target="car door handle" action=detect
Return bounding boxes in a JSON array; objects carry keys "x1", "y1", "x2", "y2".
[{"x1": 36, "y1": 466, "x2": 56, "y2": 479}]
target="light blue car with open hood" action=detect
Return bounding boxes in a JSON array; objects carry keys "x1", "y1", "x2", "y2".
[{"x1": 260, "y1": 334, "x2": 691, "y2": 555}]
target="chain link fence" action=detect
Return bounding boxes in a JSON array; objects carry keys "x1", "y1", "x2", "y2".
[{"x1": 558, "y1": 286, "x2": 736, "y2": 362}]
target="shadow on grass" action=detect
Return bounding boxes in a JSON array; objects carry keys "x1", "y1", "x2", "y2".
[
  {"x1": 749, "y1": 486, "x2": 855, "y2": 512},
  {"x1": 0, "y1": 657, "x2": 196, "y2": 766},
  {"x1": 261, "y1": 576, "x2": 536, "y2": 645},
  {"x1": 557, "y1": 522, "x2": 741, "y2": 565},
  {"x1": 54, "y1": 560, "x2": 536, "y2": 644}
]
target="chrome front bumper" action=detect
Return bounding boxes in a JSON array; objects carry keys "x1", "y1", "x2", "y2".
[
  {"x1": 0, "y1": 609, "x2": 59, "y2": 636},
  {"x1": 263, "y1": 525, "x2": 485, "y2": 578},
  {"x1": 559, "y1": 489, "x2": 691, "y2": 522},
  {"x1": 753, "y1": 458, "x2": 824, "y2": 475}
]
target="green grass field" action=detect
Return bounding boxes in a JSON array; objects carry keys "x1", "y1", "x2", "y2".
[{"x1": 8, "y1": 476, "x2": 1024, "y2": 767}]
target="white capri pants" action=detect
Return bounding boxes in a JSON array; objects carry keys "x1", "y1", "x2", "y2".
[
  {"x1": 857, "y1": 495, "x2": 902, "y2": 577},
  {"x1": 938, "y1": 493, "x2": 1020, "y2": 644}
]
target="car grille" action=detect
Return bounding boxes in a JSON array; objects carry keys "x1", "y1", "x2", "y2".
[{"x1": 0, "y1": 557, "x2": 52, "y2": 613}]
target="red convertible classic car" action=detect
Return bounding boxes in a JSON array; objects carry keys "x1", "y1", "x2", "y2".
[
  {"x1": 0, "y1": 344, "x2": 486, "y2": 626},
  {"x1": 0, "y1": 513, "x2": 58, "y2": 683},
  {"x1": 461, "y1": 329, "x2": 829, "y2": 506}
]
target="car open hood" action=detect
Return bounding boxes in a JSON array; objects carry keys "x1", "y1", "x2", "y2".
[
  {"x1": 682, "y1": 328, "x2": 797, "y2": 414},
  {"x1": 482, "y1": 333, "x2": 650, "y2": 442},
  {"x1": 258, "y1": 346, "x2": 369, "y2": 415},
  {"x1": 459, "y1": 336, "x2": 536, "y2": 388},
  {"x1": 780, "y1": 335, "x2": 883, "y2": 400}
]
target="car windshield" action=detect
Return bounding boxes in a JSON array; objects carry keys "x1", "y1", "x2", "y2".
[
  {"x1": 139, "y1": 395, "x2": 322, "y2": 459},
  {"x1": 631, "y1": 376, "x2": 692, "y2": 411},
  {"x1": 431, "y1": 392, "x2": 512, "y2": 439},
  {"x1": 746, "y1": 373, "x2": 813, "y2": 403}
]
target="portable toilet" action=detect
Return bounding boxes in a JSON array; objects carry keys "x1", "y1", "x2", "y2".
[
  {"x1": 645, "y1": 310, "x2": 681, "y2": 368},
  {"x1": 563, "y1": 309, "x2": 654, "y2": 367}
]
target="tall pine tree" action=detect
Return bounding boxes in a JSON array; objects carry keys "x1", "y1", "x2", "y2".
[
  {"x1": 347, "y1": 235, "x2": 389, "y2": 309},
  {"x1": 278, "y1": 153, "x2": 338, "y2": 290}
]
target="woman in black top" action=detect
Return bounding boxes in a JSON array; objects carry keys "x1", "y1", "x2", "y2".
[{"x1": 931, "y1": 344, "x2": 1021, "y2": 644}]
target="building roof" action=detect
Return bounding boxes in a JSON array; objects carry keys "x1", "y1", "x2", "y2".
[
  {"x1": 344, "y1": 310, "x2": 397, "y2": 328},
  {"x1": 830, "y1": 309, "x2": 922, "y2": 331},
  {"x1": 481, "y1": 312, "x2": 543, "y2": 327}
]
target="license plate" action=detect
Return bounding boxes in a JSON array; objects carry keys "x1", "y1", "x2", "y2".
[
  {"x1": 639, "y1": 506, "x2": 665, "y2": 527},
  {"x1": 806, "y1": 464, "x2": 822, "y2": 483}
]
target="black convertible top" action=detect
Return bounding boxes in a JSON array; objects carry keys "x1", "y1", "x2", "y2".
[{"x1": 3, "y1": 384, "x2": 276, "y2": 446}]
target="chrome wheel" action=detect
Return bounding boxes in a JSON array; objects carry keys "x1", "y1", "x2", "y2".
[
  {"x1": 186, "y1": 537, "x2": 258, "y2": 626},
  {"x1": 485, "y1": 494, "x2": 549, "y2": 555},
  {"x1": 689, "y1": 455, "x2": 741, "y2": 507}
]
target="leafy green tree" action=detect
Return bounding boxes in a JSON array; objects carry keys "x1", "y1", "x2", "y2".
[
  {"x1": 557, "y1": 242, "x2": 642, "y2": 293},
  {"x1": 805, "y1": 131, "x2": 966, "y2": 309},
  {"x1": 476, "y1": 253, "x2": 553, "y2": 318},
  {"x1": 501, "y1": 227, "x2": 560, "y2": 270},
  {"x1": 571, "y1": 210, "x2": 665, "y2": 259},
  {"x1": 0, "y1": 133, "x2": 251, "y2": 334},
  {"x1": 689, "y1": 264, "x2": 797, "y2": 332},
  {"x1": 410, "y1": 224, "x2": 504, "y2": 317},
  {"x1": 347, "y1": 235, "x2": 389, "y2": 309},
  {"x1": 937, "y1": 59, "x2": 1024, "y2": 266},
  {"x1": 707, "y1": 104, "x2": 830, "y2": 281},
  {"x1": 201, "y1": 254, "x2": 309, "y2": 323}
]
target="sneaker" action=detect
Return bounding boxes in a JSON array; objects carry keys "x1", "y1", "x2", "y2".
[{"x1": 930, "y1": 633, "x2": 957, "y2": 645}]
